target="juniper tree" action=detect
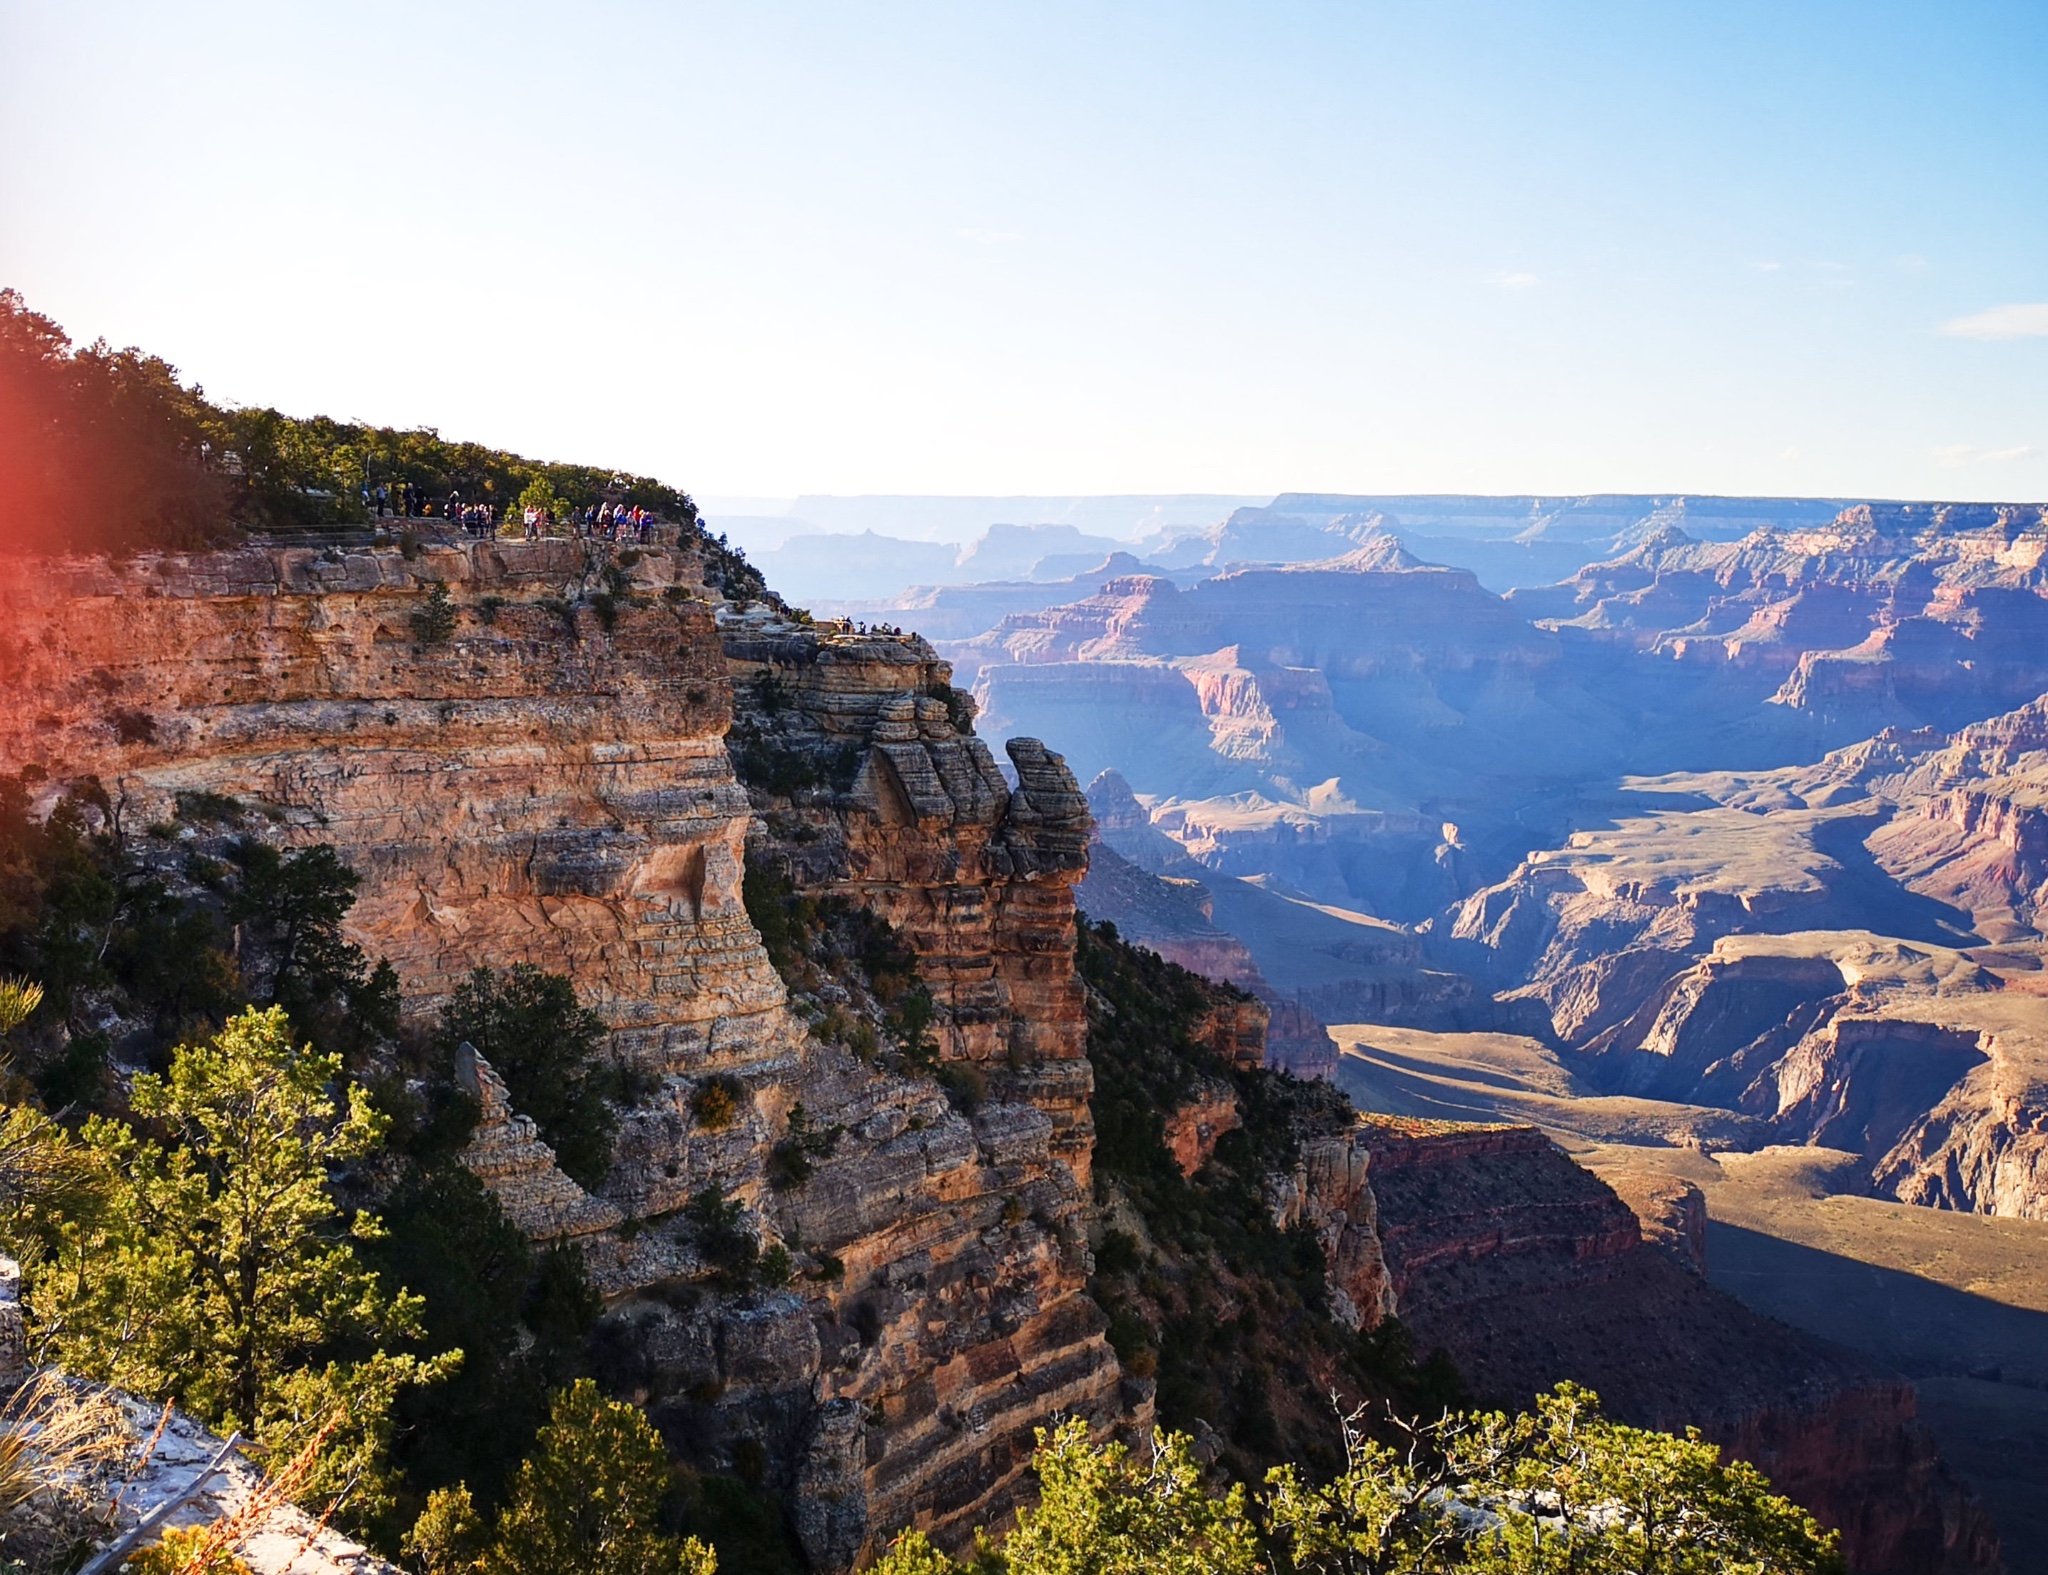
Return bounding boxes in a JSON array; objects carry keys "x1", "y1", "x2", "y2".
[{"x1": 434, "y1": 965, "x2": 620, "y2": 1187}]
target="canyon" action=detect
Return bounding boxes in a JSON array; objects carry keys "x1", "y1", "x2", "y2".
[
  {"x1": 0, "y1": 523, "x2": 2023, "y2": 1572},
  {"x1": 814, "y1": 497, "x2": 2048, "y2": 1565}
]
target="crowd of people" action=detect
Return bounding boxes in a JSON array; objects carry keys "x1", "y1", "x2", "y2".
[
  {"x1": 362, "y1": 482, "x2": 661, "y2": 543},
  {"x1": 572, "y1": 501, "x2": 656, "y2": 540}
]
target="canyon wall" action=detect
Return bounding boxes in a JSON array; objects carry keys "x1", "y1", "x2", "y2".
[
  {"x1": 0, "y1": 541, "x2": 1130, "y2": 1568},
  {"x1": 718, "y1": 609, "x2": 1099, "y2": 1179},
  {"x1": 1360, "y1": 1119, "x2": 2002, "y2": 1575},
  {"x1": 1439, "y1": 684, "x2": 2048, "y2": 1222},
  {"x1": 0, "y1": 538, "x2": 2009, "y2": 1573}
]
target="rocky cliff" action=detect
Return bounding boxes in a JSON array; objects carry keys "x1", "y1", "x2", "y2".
[
  {"x1": 0, "y1": 538, "x2": 2009, "y2": 1574},
  {"x1": 0, "y1": 541, "x2": 1129, "y2": 1568},
  {"x1": 1359, "y1": 1118, "x2": 2002, "y2": 1575},
  {"x1": 718, "y1": 607, "x2": 1098, "y2": 1182}
]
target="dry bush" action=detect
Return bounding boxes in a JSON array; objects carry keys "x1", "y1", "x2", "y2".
[
  {"x1": 121, "y1": 1411, "x2": 342, "y2": 1575},
  {"x1": 0, "y1": 1372, "x2": 135, "y2": 1573}
]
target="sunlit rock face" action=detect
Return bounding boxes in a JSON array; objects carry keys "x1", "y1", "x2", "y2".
[
  {"x1": 1438, "y1": 680, "x2": 2048, "y2": 1224},
  {"x1": 0, "y1": 542, "x2": 1129, "y2": 1570}
]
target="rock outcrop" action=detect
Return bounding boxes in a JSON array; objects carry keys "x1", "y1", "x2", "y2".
[
  {"x1": 456, "y1": 1044, "x2": 626, "y2": 1247},
  {"x1": 719, "y1": 609, "x2": 1098, "y2": 1181},
  {"x1": 0, "y1": 542, "x2": 1128, "y2": 1568},
  {"x1": 1358, "y1": 1120, "x2": 2002, "y2": 1575},
  {"x1": 1264, "y1": 1126, "x2": 1397, "y2": 1330},
  {"x1": 1161, "y1": 1079, "x2": 1241, "y2": 1178},
  {"x1": 712, "y1": 607, "x2": 1131, "y2": 1548}
]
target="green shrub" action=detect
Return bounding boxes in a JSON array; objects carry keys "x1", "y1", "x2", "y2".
[
  {"x1": 478, "y1": 1380, "x2": 716, "y2": 1575},
  {"x1": 411, "y1": 583, "x2": 457, "y2": 646},
  {"x1": 173, "y1": 789, "x2": 243, "y2": 825},
  {"x1": 433, "y1": 965, "x2": 620, "y2": 1189},
  {"x1": 767, "y1": 1103, "x2": 843, "y2": 1191}
]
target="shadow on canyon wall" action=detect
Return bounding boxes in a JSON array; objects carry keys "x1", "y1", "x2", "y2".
[{"x1": 1709, "y1": 1220, "x2": 2048, "y2": 1571}]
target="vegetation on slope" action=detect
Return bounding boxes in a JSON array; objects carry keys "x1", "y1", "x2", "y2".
[
  {"x1": 873, "y1": 1392, "x2": 1842, "y2": 1575},
  {"x1": 0, "y1": 769, "x2": 821, "y2": 1571},
  {"x1": 1079, "y1": 917, "x2": 1463, "y2": 1485},
  {"x1": 0, "y1": 777, "x2": 606, "y2": 1551},
  {"x1": 741, "y1": 856, "x2": 944, "y2": 1081}
]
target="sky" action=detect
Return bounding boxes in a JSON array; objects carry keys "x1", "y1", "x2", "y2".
[{"x1": 5, "y1": 1, "x2": 2048, "y2": 502}]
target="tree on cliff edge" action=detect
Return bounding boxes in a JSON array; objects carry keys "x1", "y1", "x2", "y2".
[
  {"x1": 434, "y1": 965, "x2": 621, "y2": 1187},
  {"x1": 33, "y1": 1006, "x2": 457, "y2": 1523},
  {"x1": 0, "y1": 288, "x2": 228, "y2": 555},
  {"x1": 873, "y1": 1386, "x2": 1842, "y2": 1575}
]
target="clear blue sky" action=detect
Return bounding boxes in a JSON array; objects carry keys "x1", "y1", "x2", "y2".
[{"x1": 5, "y1": 1, "x2": 2047, "y2": 500}]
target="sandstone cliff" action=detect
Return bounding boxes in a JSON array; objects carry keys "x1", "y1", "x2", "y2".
[{"x1": 0, "y1": 542, "x2": 1128, "y2": 1568}]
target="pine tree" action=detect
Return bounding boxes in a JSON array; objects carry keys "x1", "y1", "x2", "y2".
[
  {"x1": 483, "y1": 1379, "x2": 715, "y2": 1575},
  {"x1": 35, "y1": 1006, "x2": 455, "y2": 1520},
  {"x1": 435, "y1": 965, "x2": 619, "y2": 1187}
]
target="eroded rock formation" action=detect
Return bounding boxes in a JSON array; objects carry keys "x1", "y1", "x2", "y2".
[
  {"x1": 1440, "y1": 685, "x2": 2048, "y2": 1222},
  {"x1": 1359, "y1": 1120, "x2": 2001, "y2": 1575},
  {"x1": 0, "y1": 542, "x2": 1128, "y2": 1568}
]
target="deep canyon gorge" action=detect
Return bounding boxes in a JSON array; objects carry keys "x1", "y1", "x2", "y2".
[{"x1": 1, "y1": 505, "x2": 2035, "y2": 1572}]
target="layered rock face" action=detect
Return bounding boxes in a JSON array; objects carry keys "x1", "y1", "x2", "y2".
[
  {"x1": 710, "y1": 607, "x2": 1133, "y2": 1544},
  {"x1": 1508, "y1": 504, "x2": 2048, "y2": 736},
  {"x1": 1264, "y1": 1126, "x2": 1397, "y2": 1330},
  {"x1": 1441, "y1": 684, "x2": 2048, "y2": 1221},
  {"x1": 1360, "y1": 1121, "x2": 2001, "y2": 1575},
  {"x1": 719, "y1": 609, "x2": 1098, "y2": 1179},
  {"x1": 0, "y1": 543, "x2": 1128, "y2": 1567}
]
